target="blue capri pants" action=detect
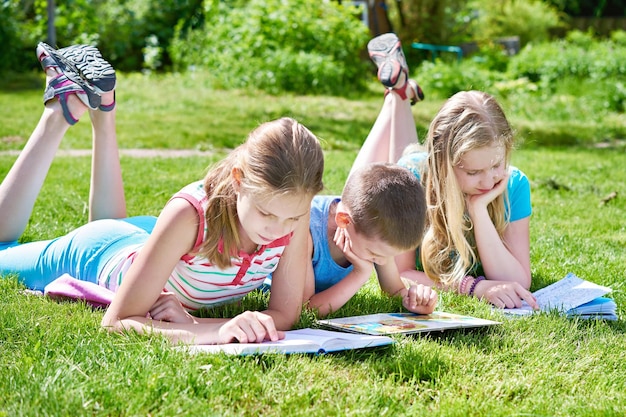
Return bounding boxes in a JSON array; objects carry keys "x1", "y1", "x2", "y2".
[{"x1": 0, "y1": 216, "x2": 157, "y2": 291}]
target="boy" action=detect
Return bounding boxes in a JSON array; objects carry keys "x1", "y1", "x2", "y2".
[
  {"x1": 302, "y1": 162, "x2": 437, "y2": 316},
  {"x1": 266, "y1": 33, "x2": 437, "y2": 317}
]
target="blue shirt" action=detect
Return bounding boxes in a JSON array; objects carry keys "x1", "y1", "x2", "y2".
[{"x1": 309, "y1": 195, "x2": 353, "y2": 292}]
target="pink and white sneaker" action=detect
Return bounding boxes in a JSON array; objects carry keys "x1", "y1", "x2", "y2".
[{"x1": 367, "y1": 33, "x2": 408, "y2": 89}]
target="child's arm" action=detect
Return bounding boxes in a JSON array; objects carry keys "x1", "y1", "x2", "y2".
[
  {"x1": 145, "y1": 291, "x2": 196, "y2": 323},
  {"x1": 101, "y1": 199, "x2": 225, "y2": 343},
  {"x1": 376, "y1": 259, "x2": 437, "y2": 314},
  {"x1": 264, "y1": 212, "x2": 311, "y2": 329},
  {"x1": 102, "y1": 199, "x2": 284, "y2": 345},
  {"x1": 306, "y1": 269, "x2": 372, "y2": 317},
  {"x1": 468, "y1": 216, "x2": 536, "y2": 309},
  {"x1": 394, "y1": 250, "x2": 438, "y2": 286},
  {"x1": 467, "y1": 171, "x2": 531, "y2": 288},
  {"x1": 304, "y1": 227, "x2": 373, "y2": 317},
  {"x1": 302, "y1": 233, "x2": 317, "y2": 308},
  {"x1": 393, "y1": 240, "x2": 536, "y2": 310},
  {"x1": 467, "y1": 182, "x2": 537, "y2": 308}
]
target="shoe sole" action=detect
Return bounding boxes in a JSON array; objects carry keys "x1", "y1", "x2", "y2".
[
  {"x1": 37, "y1": 43, "x2": 101, "y2": 110},
  {"x1": 367, "y1": 33, "x2": 407, "y2": 88},
  {"x1": 59, "y1": 45, "x2": 116, "y2": 93}
]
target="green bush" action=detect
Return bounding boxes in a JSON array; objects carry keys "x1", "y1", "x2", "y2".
[
  {"x1": 95, "y1": 0, "x2": 204, "y2": 71},
  {"x1": 169, "y1": 0, "x2": 370, "y2": 95},
  {"x1": 4, "y1": 0, "x2": 203, "y2": 72},
  {"x1": 388, "y1": 0, "x2": 564, "y2": 52},
  {"x1": 505, "y1": 30, "x2": 626, "y2": 114},
  {"x1": 467, "y1": 0, "x2": 564, "y2": 47},
  {"x1": 412, "y1": 28, "x2": 626, "y2": 145},
  {"x1": 0, "y1": 2, "x2": 36, "y2": 73},
  {"x1": 509, "y1": 30, "x2": 626, "y2": 84},
  {"x1": 416, "y1": 59, "x2": 507, "y2": 99}
]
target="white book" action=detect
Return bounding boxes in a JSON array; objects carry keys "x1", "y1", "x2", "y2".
[
  {"x1": 503, "y1": 272, "x2": 617, "y2": 320},
  {"x1": 178, "y1": 328, "x2": 394, "y2": 355}
]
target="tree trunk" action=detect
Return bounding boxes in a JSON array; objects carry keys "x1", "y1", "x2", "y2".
[
  {"x1": 368, "y1": 0, "x2": 392, "y2": 36},
  {"x1": 47, "y1": 0, "x2": 56, "y2": 46}
]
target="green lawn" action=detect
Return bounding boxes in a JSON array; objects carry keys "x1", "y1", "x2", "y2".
[{"x1": 1, "y1": 72, "x2": 625, "y2": 416}]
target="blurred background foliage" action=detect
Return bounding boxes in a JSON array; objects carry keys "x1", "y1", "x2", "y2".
[
  {"x1": 1, "y1": 0, "x2": 625, "y2": 143},
  {"x1": 1, "y1": 0, "x2": 624, "y2": 79}
]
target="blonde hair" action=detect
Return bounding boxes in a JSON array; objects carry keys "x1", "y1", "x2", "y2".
[
  {"x1": 420, "y1": 91, "x2": 514, "y2": 288},
  {"x1": 198, "y1": 117, "x2": 324, "y2": 268}
]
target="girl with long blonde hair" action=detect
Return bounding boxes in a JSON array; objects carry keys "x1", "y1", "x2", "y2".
[
  {"x1": 402, "y1": 90, "x2": 536, "y2": 308},
  {"x1": 357, "y1": 33, "x2": 537, "y2": 309}
]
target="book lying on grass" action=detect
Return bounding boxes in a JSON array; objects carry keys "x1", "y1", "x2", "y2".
[
  {"x1": 503, "y1": 272, "x2": 617, "y2": 320},
  {"x1": 178, "y1": 328, "x2": 394, "y2": 355},
  {"x1": 318, "y1": 311, "x2": 500, "y2": 336}
]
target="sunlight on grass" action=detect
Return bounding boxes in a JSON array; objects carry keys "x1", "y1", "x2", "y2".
[{"x1": 1, "y1": 72, "x2": 626, "y2": 416}]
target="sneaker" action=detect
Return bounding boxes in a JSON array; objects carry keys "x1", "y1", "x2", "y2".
[
  {"x1": 58, "y1": 44, "x2": 116, "y2": 93},
  {"x1": 36, "y1": 42, "x2": 101, "y2": 110},
  {"x1": 367, "y1": 33, "x2": 408, "y2": 89}
]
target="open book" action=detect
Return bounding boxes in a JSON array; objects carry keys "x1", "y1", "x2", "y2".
[
  {"x1": 318, "y1": 311, "x2": 500, "y2": 336},
  {"x1": 178, "y1": 328, "x2": 394, "y2": 355},
  {"x1": 503, "y1": 272, "x2": 617, "y2": 320}
]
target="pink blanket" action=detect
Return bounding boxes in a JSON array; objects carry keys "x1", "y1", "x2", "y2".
[{"x1": 44, "y1": 274, "x2": 114, "y2": 309}]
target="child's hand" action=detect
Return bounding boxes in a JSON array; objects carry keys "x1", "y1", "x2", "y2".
[
  {"x1": 218, "y1": 311, "x2": 285, "y2": 344},
  {"x1": 333, "y1": 227, "x2": 373, "y2": 274},
  {"x1": 474, "y1": 280, "x2": 538, "y2": 310},
  {"x1": 149, "y1": 291, "x2": 196, "y2": 323},
  {"x1": 402, "y1": 281, "x2": 438, "y2": 314},
  {"x1": 467, "y1": 169, "x2": 510, "y2": 212}
]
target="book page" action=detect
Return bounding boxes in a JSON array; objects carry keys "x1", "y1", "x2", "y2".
[
  {"x1": 180, "y1": 331, "x2": 321, "y2": 355},
  {"x1": 504, "y1": 272, "x2": 612, "y2": 315},
  {"x1": 293, "y1": 328, "x2": 394, "y2": 352},
  {"x1": 177, "y1": 328, "x2": 393, "y2": 355}
]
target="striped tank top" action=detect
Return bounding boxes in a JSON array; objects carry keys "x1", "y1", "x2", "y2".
[{"x1": 98, "y1": 180, "x2": 292, "y2": 311}]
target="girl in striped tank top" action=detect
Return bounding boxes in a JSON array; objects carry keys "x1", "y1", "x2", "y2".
[{"x1": 0, "y1": 44, "x2": 324, "y2": 345}]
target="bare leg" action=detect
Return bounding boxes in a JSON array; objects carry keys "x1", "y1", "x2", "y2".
[
  {"x1": 88, "y1": 91, "x2": 126, "y2": 221},
  {"x1": 349, "y1": 82, "x2": 420, "y2": 177},
  {"x1": 0, "y1": 67, "x2": 89, "y2": 242}
]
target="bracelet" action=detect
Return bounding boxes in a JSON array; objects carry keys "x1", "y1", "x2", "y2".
[
  {"x1": 459, "y1": 275, "x2": 472, "y2": 294},
  {"x1": 468, "y1": 276, "x2": 486, "y2": 297}
]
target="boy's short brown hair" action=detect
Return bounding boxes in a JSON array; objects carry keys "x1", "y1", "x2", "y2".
[{"x1": 342, "y1": 162, "x2": 426, "y2": 250}]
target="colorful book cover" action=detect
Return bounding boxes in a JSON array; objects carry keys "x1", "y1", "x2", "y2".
[{"x1": 318, "y1": 311, "x2": 500, "y2": 336}]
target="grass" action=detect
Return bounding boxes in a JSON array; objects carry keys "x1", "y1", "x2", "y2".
[{"x1": 1, "y1": 71, "x2": 626, "y2": 416}]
